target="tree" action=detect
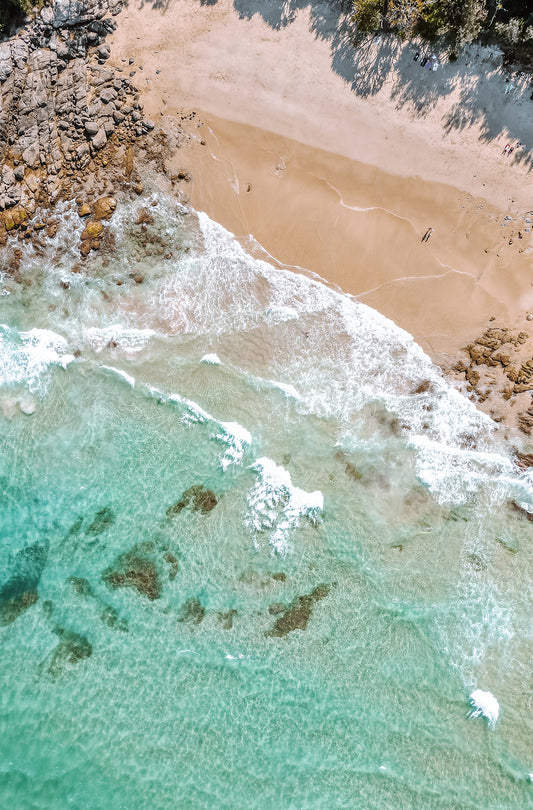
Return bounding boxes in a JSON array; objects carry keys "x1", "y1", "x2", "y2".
[
  {"x1": 352, "y1": 0, "x2": 382, "y2": 33},
  {"x1": 446, "y1": 0, "x2": 488, "y2": 47},
  {"x1": 0, "y1": 0, "x2": 31, "y2": 35},
  {"x1": 386, "y1": 0, "x2": 423, "y2": 38}
]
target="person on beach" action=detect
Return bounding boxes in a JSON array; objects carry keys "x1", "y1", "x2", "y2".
[
  {"x1": 421, "y1": 228, "x2": 433, "y2": 243},
  {"x1": 503, "y1": 144, "x2": 510, "y2": 154}
]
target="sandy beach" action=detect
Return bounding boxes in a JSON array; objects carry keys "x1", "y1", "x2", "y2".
[{"x1": 110, "y1": 0, "x2": 533, "y2": 423}]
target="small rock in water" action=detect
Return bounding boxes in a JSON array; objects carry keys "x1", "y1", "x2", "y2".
[
  {"x1": 218, "y1": 609, "x2": 237, "y2": 629},
  {"x1": 177, "y1": 597, "x2": 205, "y2": 625},
  {"x1": 102, "y1": 544, "x2": 162, "y2": 601},
  {"x1": 266, "y1": 584, "x2": 331, "y2": 638},
  {"x1": 87, "y1": 505, "x2": 115, "y2": 535},
  {"x1": 47, "y1": 627, "x2": 92, "y2": 678},
  {"x1": 166, "y1": 485, "x2": 217, "y2": 517}
]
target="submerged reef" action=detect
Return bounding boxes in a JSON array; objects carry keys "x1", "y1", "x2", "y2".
[
  {"x1": 266, "y1": 584, "x2": 332, "y2": 638},
  {"x1": 166, "y1": 485, "x2": 218, "y2": 517},
  {"x1": 177, "y1": 597, "x2": 205, "y2": 625},
  {"x1": 0, "y1": 542, "x2": 48, "y2": 626},
  {"x1": 102, "y1": 542, "x2": 162, "y2": 600},
  {"x1": 47, "y1": 625, "x2": 92, "y2": 678}
]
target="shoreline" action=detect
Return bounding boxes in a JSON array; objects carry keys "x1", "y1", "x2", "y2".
[
  {"x1": 1, "y1": 0, "x2": 532, "y2": 436},
  {"x1": 107, "y1": 0, "x2": 533, "y2": 434}
]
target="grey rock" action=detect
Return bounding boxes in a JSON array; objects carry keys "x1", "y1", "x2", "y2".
[
  {"x1": 131, "y1": 110, "x2": 141, "y2": 123},
  {"x1": 14, "y1": 166, "x2": 25, "y2": 181},
  {"x1": 142, "y1": 119, "x2": 155, "y2": 131},
  {"x1": 102, "y1": 117, "x2": 115, "y2": 136},
  {"x1": 75, "y1": 142, "x2": 90, "y2": 166},
  {"x1": 112, "y1": 110, "x2": 125, "y2": 124},
  {"x1": 22, "y1": 142, "x2": 40, "y2": 170},
  {"x1": 100, "y1": 88, "x2": 117, "y2": 104},
  {"x1": 1, "y1": 165, "x2": 16, "y2": 190},
  {"x1": 91, "y1": 128, "x2": 107, "y2": 150},
  {"x1": 51, "y1": 0, "x2": 109, "y2": 30},
  {"x1": 84, "y1": 120, "x2": 99, "y2": 136},
  {"x1": 0, "y1": 43, "x2": 13, "y2": 83}
]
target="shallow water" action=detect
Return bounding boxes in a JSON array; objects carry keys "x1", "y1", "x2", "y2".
[{"x1": 0, "y1": 192, "x2": 532, "y2": 809}]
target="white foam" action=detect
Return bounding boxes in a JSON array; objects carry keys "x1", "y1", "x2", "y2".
[
  {"x1": 215, "y1": 421, "x2": 252, "y2": 471},
  {"x1": 200, "y1": 353, "x2": 222, "y2": 365},
  {"x1": 0, "y1": 326, "x2": 73, "y2": 393},
  {"x1": 469, "y1": 689, "x2": 499, "y2": 728},
  {"x1": 100, "y1": 366, "x2": 135, "y2": 388},
  {"x1": 84, "y1": 325, "x2": 156, "y2": 354},
  {"x1": 142, "y1": 381, "x2": 251, "y2": 468},
  {"x1": 245, "y1": 457, "x2": 323, "y2": 554},
  {"x1": 270, "y1": 381, "x2": 300, "y2": 400}
]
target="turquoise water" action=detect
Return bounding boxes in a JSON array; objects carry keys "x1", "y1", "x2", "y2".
[{"x1": 0, "y1": 192, "x2": 532, "y2": 809}]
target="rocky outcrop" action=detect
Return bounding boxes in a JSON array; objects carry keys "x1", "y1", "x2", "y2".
[
  {"x1": 102, "y1": 542, "x2": 162, "y2": 600},
  {"x1": 166, "y1": 485, "x2": 218, "y2": 517},
  {"x1": 266, "y1": 584, "x2": 331, "y2": 638},
  {"x1": 0, "y1": 0, "x2": 150, "y2": 215},
  {"x1": 0, "y1": 542, "x2": 48, "y2": 626}
]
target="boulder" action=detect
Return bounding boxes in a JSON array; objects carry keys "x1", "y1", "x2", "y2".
[
  {"x1": 102, "y1": 544, "x2": 162, "y2": 600},
  {"x1": 84, "y1": 120, "x2": 99, "y2": 136},
  {"x1": 91, "y1": 128, "x2": 107, "y2": 150},
  {"x1": 0, "y1": 542, "x2": 48, "y2": 626},
  {"x1": 266, "y1": 584, "x2": 331, "y2": 638},
  {"x1": 93, "y1": 196, "x2": 116, "y2": 220},
  {"x1": 81, "y1": 220, "x2": 104, "y2": 239}
]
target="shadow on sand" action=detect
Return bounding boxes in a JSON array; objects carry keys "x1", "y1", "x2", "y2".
[{"x1": 138, "y1": 0, "x2": 533, "y2": 168}]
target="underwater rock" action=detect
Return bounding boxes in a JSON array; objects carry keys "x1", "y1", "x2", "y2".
[
  {"x1": 166, "y1": 485, "x2": 217, "y2": 517},
  {"x1": 345, "y1": 462, "x2": 363, "y2": 482},
  {"x1": 100, "y1": 603, "x2": 129, "y2": 632},
  {"x1": 218, "y1": 609, "x2": 237, "y2": 629},
  {"x1": 68, "y1": 576, "x2": 94, "y2": 597},
  {"x1": 102, "y1": 545, "x2": 162, "y2": 600},
  {"x1": 48, "y1": 627, "x2": 92, "y2": 677},
  {"x1": 87, "y1": 506, "x2": 115, "y2": 535},
  {"x1": 412, "y1": 380, "x2": 432, "y2": 394},
  {"x1": 177, "y1": 597, "x2": 205, "y2": 625},
  {"x1": 134, "y1": 207, "x2": 154, "y2": 225},
  {"x1": 268, "y1": 602, "x2": 287, "y2": 616},
  {"x1": 467, "y1": 553, "x2": 486, "y2": 572},
  {"x1": 163, "y1": 551, "x2": 179, "y2": 580},
  {"x1": 266, "y1": 584, "x2": 331, "y2": 638},
  {"x1": 270, "y1": 572, "x2": 286, "y2": 582},
  {"x1": 0, "y1": 542, "x2": 48, "y2": 626}
]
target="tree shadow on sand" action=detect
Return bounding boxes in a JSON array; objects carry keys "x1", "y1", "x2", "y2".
[{"x1": 145, "y1": 0, "x2": 533, "y2": 167}]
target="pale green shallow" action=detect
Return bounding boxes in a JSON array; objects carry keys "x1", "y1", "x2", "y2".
[{"x1": 0, "y1": 194, "x2": 532, "y2": 809}]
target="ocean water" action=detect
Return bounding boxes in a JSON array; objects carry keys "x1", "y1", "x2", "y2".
[{"x1": 0, "y1": 190, "x2": 532, "y2": 809}]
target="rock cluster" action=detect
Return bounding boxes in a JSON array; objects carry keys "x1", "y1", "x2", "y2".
[
  {"x1": 0, "y1": 0, "x2": 154, "y2": 218},
  {"x1": 452, "y1": 325, "x2": 533, "y2": 435},
  {"x1": 266, "y1": 583, "x2": 331, "y2": 638},
  {"x1": 456, "y1": 327, "x2": 531, "y2": 395}
]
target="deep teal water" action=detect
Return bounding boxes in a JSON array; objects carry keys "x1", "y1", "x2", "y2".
[{"x1": 0, "y1": 194, "x2": 532, "y2": 809}]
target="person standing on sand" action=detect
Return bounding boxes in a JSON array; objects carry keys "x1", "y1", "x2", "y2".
[{"x1": 421, "y1": 228, "x2": 434, "y2": 243}]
